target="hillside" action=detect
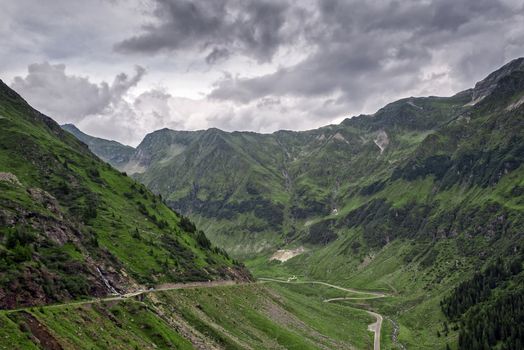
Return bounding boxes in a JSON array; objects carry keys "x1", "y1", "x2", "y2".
[
  {"x1": 0, "y1": 80, "x2": 250, "y2": 310},
  {"x1": 69, "y1": 58, "x2": 524, "y2": 349},
  {"x1": 0, "y1": 80, "x2": 387, "y2": 350},
  {"x1": 0, "y1": 282, "x2": 380, "y2": 350}
]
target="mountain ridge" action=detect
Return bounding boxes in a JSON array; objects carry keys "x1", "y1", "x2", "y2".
[
  {"x1": 63, "y1": 58, "x2": 524, "y2": 258},
  {"x1": 61, "y1": 123, "x2": 135, "y2": 168},
  {"x1": 67, "y1": 57, "x2": 524, "y2": 168}
]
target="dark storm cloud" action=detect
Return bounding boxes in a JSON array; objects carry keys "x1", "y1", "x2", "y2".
[
  {"x1": 4, "y1": 0, "x2": 524, "y2": 144},
  {"x1": 11, "y1": 62, "x2": 145, "y2": 122},
  {"x1": 205, "y1": 47, "x2": 230, "y2": 65},
  {"x1": 207, "y1": 0, "x2": 524, "y2": 110},
  {"x1": 115, "y1": 0, "x2": 297, "y2": 63}
]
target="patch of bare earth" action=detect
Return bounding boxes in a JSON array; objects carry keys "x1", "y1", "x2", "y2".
[
  {"x1": 17, "y1": 311, "x2": 63, "y2": 350},
  {"x1": 373, "y1": 130, "x2": 389, "y2": 154},
  {"x1": 0, "y1": 172, "x2": 21, "y2": 186},
  {"x1": 270, "y1": 247, "x2": 306, "y2": 262}
]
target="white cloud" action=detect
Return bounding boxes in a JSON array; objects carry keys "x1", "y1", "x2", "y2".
[{"x1": 11, "y1": 62, "x2": 145, "y2": 123}]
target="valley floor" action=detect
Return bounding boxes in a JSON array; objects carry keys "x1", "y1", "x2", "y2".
[{"x1": 259, "y1": 278, "x2": 387, "y2": 350}]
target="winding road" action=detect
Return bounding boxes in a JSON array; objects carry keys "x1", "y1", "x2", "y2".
[{"x1": 259, "y1": 277, "x2": 386, "y2": 350}]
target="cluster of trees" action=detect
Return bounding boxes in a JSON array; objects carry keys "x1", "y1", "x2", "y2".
[
  {"x1": 441, "y1": 256, "x2": 523, "y2": 349},
  {"x1": 305, "y1": 219, "x2": 337, "y2": 245},
  {"x1": 458, "y1": 292, "x2": 524, "y2": 350},
  {"x1": 136, "y1": 201, "x2": 168, "y2": 229},
  {"x1": 172, "y1": 196, "x2": 285, "y2": 229},
  {"x1": 0, "y1": 226, "x2": 35, "y2": 267},
  {"x1": 441, "y1": 258, "x2": 522, "y2": 320}
]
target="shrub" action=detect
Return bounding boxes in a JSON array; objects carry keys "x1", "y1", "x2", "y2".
[
  {"x1": 180, "y1": 216, "x2": 196, "y2": 233},
  {"x1": 12, "y1": 243, "x2": 32, "y2": 262},
  {"x1": 196, "y1": 231, "x2": 211, "y2": 249}
]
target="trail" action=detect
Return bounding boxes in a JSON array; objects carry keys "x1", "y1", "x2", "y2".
[
  {"x1": 3, "y1": 278, "x2": 386, "y2": 349},
  {"x1": 3, "y1": 280, "x2": 246, "y2": 314},
  {"x1": 259, "y1": 277, "x2": 386, "y2": 350}
]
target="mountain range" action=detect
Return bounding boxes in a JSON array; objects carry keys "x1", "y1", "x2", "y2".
[
  {"x1": 0, "y1": 74, "x2": 389, "y2": 350},
  {"x1": 62, "y1": 58, "x2": 524, "y2": 349},
  {"x1": 68, "y1": 58, "x2": 524, "y2": 257},
  {"x1": 0, "y1": 58, "x2": 521, "y2": 349}
]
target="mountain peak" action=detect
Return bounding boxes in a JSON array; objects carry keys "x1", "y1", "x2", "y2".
[
  {"x1": 0, "y1": 79, "x2": 25, "y2": 105},
  {"x1": 470, "y1": 57, "x2": 524, "y2": 103},
  {"x1": 61, "y1": 123, "x2": 80, "y2": 132}
]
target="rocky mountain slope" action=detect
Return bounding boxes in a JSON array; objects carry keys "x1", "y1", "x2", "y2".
[{"x1": 0, "y1": 80, "x2": 250, "y2": 309}]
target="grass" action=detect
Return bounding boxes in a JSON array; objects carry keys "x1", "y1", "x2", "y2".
[
  {"x1": 266, "y1": 282, "x2": 375, "y2": 349},
  {"x1": 0, "y1": 283, "x2": 380, "y2": 350},
  {"x1": 0, "y1": 82, "x2": 242, "y2": 308},
  {"x1": 0, "y1": 313, "x2": 39, "y2": 350},
  {"x1": 244, "y1": 235, "x2": 491, "y2": 349},
  {"x1": 26, "y1": 301, "x2": 193, "y2": 350}
]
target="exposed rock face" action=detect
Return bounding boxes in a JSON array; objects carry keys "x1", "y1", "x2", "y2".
[
  {"x1": 270, "y1": 247, "x2": 306, "y2": 262},
  {"x1": 469, "y1": 57, "x2": 524, "y2": 104},
  {"x1": 27, "y1": 187, "x2": 62, "y2": 217},
  {"x1": 506, "y1": 95, "x2": 524, "y2": 111},
  {"x1": 374, "y1": 130, "x2": 389, "y2": 154},
  {"x1": 333, "y1": 132, "x2": 349, "y2": 143},
  {"x1": 0, "y1": 172, "x2": 21, "y2": 186}
]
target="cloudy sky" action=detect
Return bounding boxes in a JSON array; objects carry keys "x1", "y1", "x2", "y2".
[{"x1": 2, "y1": 0, "x2": 524, "y2": 146}]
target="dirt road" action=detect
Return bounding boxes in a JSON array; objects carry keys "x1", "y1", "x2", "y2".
[
  {"x1": 3, "y1": 280, "x2": 247, "y2": 314},
  {"x1": 3, "y1": 278, "x2": 385, "y2": 349},
  {"x1": 259, "y1": 277, "x2": 386, "y2": 350}
]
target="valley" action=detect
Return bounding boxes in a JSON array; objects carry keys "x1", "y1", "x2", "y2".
[
  {"x1": 59, "y1": 58, "x2": 524, "y2": 349},
  {"x1": 0, "y1": 57, "x2": 522, "y2": 349},
  {"x1": 2, "y1": 0, "x2": 524, "y2": 348},
  {"x1": 258, "y1": 278, "x2": 388, "y2": 350}
]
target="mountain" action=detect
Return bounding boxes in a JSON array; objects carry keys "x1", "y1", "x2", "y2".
[
  {"x1": 0, "y1": 79, "x2": 381, "y2": 350},
  {"x1": 71, "y1": 58, "x2": 524, "y2": 349},
  {"x1": 74, "y1": 59, "x2": 524, "y2": 257},
  {"x1": 0, "y1": 80, "x2": 250, "y2": 309},
  {"x1": 61, "y1": 123, "x2": 135, "y2": 168}
]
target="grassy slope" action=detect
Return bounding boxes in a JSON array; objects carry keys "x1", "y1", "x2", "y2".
[
  {"x1": 0, "y1": 283, "x2": 378, "y2": 350},
  {"x1": 0, "y1": 80, "x2": 247, "y2": 309}
]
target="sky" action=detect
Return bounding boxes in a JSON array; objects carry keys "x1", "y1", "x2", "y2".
[{"x1": 2, "y1": 0, "x2": 524, "y2": 146}]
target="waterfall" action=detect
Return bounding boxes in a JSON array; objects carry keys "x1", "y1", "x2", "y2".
[{"x1": 96, "y1": 266, "x2": 119, "y2": 295}]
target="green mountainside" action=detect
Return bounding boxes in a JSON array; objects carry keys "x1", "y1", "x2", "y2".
[
  {"x1": 0, "y1": 282, "x2": 381, "y2": 350},
  {"x1": 0, "y1": 80, "x2": 250, "y2": 310},
  {"x1": 68, "y1": 58, "x2": 524, "y2": 349},
  {"x1": 77, "y1": 59, "x2": 524, "y2": 257},
  {"x1": 0, "y1": 79, "x2": 384, "y2": 350}
]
